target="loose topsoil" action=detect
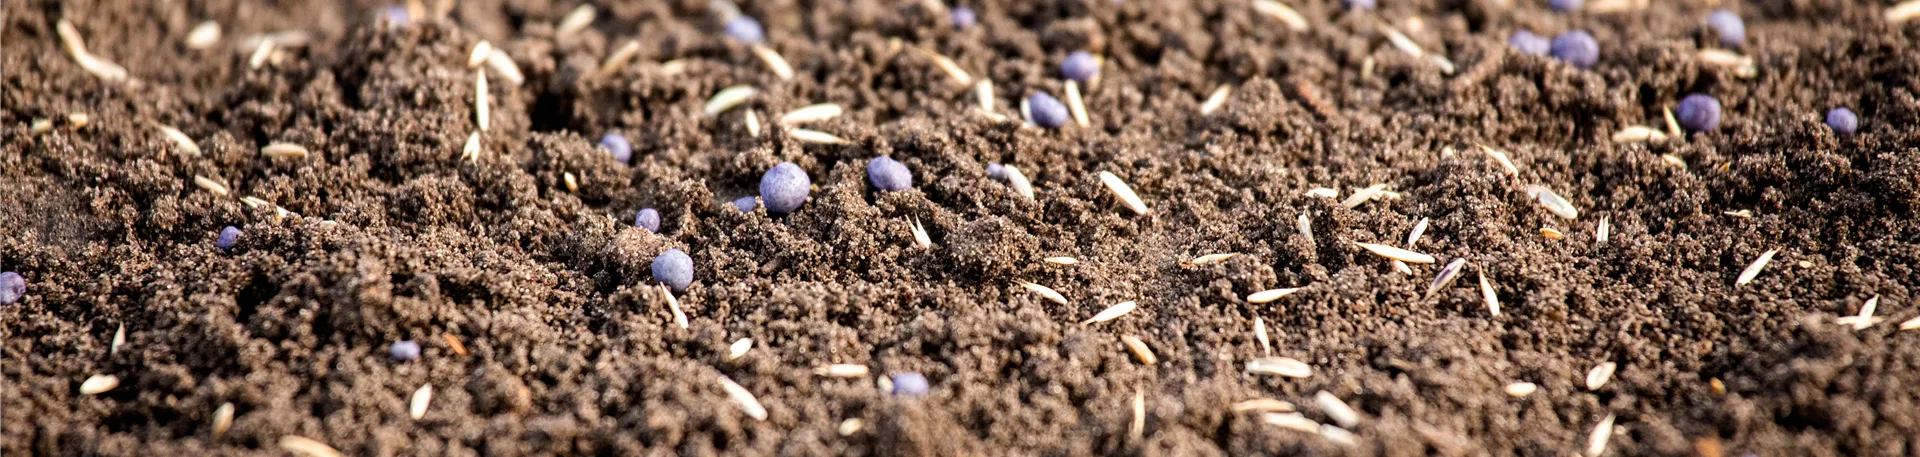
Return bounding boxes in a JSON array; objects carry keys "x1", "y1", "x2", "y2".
[{"x1": 6, "y1": 0, "x2": 1920, "y2": 455}]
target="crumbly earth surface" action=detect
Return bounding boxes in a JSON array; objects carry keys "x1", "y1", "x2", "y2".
[{"x1": 5, "y1": 0, "x2": 1920, "y2": 455}]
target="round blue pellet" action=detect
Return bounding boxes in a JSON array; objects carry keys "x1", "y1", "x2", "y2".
[
  {"x1": 1676, "y1": 94, "x2": 1722, "y2": 132},
  {"x1": 1549, "y1": 0, "x2": 1582, "y2": 12},
  {"x1": 1509, "y1": 30, "x2": 1551, "y2": 56},
  {"x1": 1826, "y1": 108, "x2": 1857, "y2": 134},
  {"x1": 217, "y1": 226, "x2": 241, "y2": 252},
  {"x1": 1707, "y1": 10, "x2": 1745, "y2": 47},
  {"x1": 1345, "y1": 0, "x2": 1377, "y2": 10},
  {"x1": 635, "y1": 208, "x2": 661, "y2": 232},
  {"x1": 1061, "y1": 51, "x2": 1099, "y2": 82},
  {"x1": 985, "y1": 163, "x2": 1006, "y2": 180},
  {"x1": 891, "y1": 372, "x2": 929, "y2": 397},
  {"x1": 600, "y1": 133, "x2": 632, "y2": 164},
  {"x1": 725, "y1": 16, "x2": 765, "y2": 44},
  {"x1": 733, "y1": 196, "x2": 759, "y2": 213},
  {"x1": 0, "y1": 272, "x2": 24, "y2": 305},
  {"x1": 390, "y1": 340, "x2": 421, "y2": 361},
  {"x1": 867, "y1": 156, "x2": 912, "y2": 192},
  {"x1": 1550, "y1": 31, "x2": 1599, "y2": 69},
  {"x1": 1028, "y1": 92, "x2": 1070, "y2": 129},
  {"x1": 652, "y1": 248, "x2": 694, "y2": 292},
  {"x1": 759, "y1": 162, "x2": 811, "y2": 215},
  {"x1": 951, "y1": 7, "x2": 976, "y2": 29}
]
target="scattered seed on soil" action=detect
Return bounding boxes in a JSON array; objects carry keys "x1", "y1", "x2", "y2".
[
  {"x1": 248, "y1": 40, "x2": 276, "y2": 69},
  {"x1": 389, "y1": 340, "x2": 421, "y2": 361},
  {"x1": 704, "y1": 86, "x2": 756, "y2": 116},
  {"x1": 1018, "y1": 282, "x2": 1069, "y2": 305},
  {"x1": 1735, "y1": 249, "x2": 1777, "y2": 287},
  {"x1": 594, "y1": 40, "x2": 641, "y2": 80},
  {"x1": 1900, "y1": 316, "x2": 1920, "y2": 331},
  {"x1": 1064, "y1": 80, "x2": 1090, "y2": 127},
  {"x1": 1392, "y1": 261, "x2": 1414, "y2": 275},
  {"x1": 217, "y1": 226, "x2": 241, "y2": 251},
  {"x1": 212, "y1": 402, "x2": 234, "y2": 438},
  {"x1": 1082, "y1": 301, "x2": 1137, "y2": 325},
  {"x1": 80, "y1": 374, "x2": 119, "y2": 395},
  {"x1": 1319, "y1": 424, "x2": 1359, "y2": 446},
  {"x1": 442, "y1": 334, "x2": 467, "y2": 357},
  {"x1": 261, "y1": 142, "x2": 310, "y2": 159},
  {"x1": 1355, "y1": 242, "x2": 1436, "y2": 264},
  {"x1": 1477, "y1": 145, "x2": 1520, "y2": 177},
  {"x1": 194, "y1": 175, "x2": 230, "y2": 196},
  {"x1": 1233, "y1": 398, "x2": 1295, "y2": 413},
  {"x1": 1199, "y1": 84, "x2": 1231, "y2": 115},
  {"x1": 1890, "y1": 0, "x2": 1920, "y2": 22},
  {"x1": 409, "y1": 384, "x2": 432, "y2": 419},
  {"x1": 110, "y1": 324, "x2": 125, "y2": 354},
  {"x1": 1099, "y1": 171, "x2": 1150, "y2": 215},
  {"x1": 555, "y1": 4, "x2": 596, "y2": 38},
  {"x1": 949, "y1": 6, "x2": 975, "y2": 28},
  {"x1": 1724, "y1": 209, "x2": 1753, "y2": 218},
  {"x1": 1611, "y1": 125, "x2": 1668, "y2": 143},
  {"x1": 1586, "y1": 362, "x2": 1617, "y2": 390},
  {"x1": 1426, "y1": 258, "x2": 1467, "y2": 298},
  {"x1": 1255, "y1": 317, "x2": 1272, "y2": 355},
  {"x1": 1264, "y1": 413, "x2": 1320, "y2": 433},
  {"x1": 909, "y1": 217, "x2": 932, "y2": 249},
  {"x1": 1407, "y1": 217, "x2": 1430, "y2": 246},
  {"x1": 717, "y1": 376, "x2": 767, "y2": 420},
  {"x1": 788, "y1": 128, "x2": 849, "y2": 145},
  {"x1": 1540, "y1": 227, "x2": 1565, "y2": 240},
  {"x1": 1247, "y1": 288, "x2": 1302, "y2": 303},
  {"x1": 728, "y1": 338, "x2": 753, "y2": 360},
  {"x1": 1252, "y1": 0, "x2": 1310, "y2": 31},
  {"x1": 31, "y1": 118, "x2": 53, "y2": 133},
  {"x1": 1029, "y1": 92, "x2": 1070, "y2": 128},
  {"x1": 1597, "y1": 217, "x2": 1611, "y2": 243},
  {"x1": 749, "y1": 45, "x2": 793, "y2": 80},
  {"x1": 975, "y1": 79, "x2": 995, "y2": 112},
  {"x1": 1341, "y1": 183, "x2": 1388, "y2": 208},
  {"x1": 186, "y1": 21, "x2": 221, "y2": 49},
  {"x1": 1360, "y1": 56, "x2": 1376, "y2": 79},
  {"x1": 891, "y1": 372, "x2": 930, "y2": 397},
  {"x1": 485, "y1": 51, "x2": 524, "y2": 85},
  {"x1": 1297, "y1": 213, "x2": 1315, "y2": 244},
  {"x1": 1677, "y1": 94, "x2": 1723, "y2": 131},
  {"x1": 1480, "y1": 272, "x2": 1501, "y2": 316},
  {"x1": 760, "y1": 162, "x2": 812, "y2": 215},
  {"x1": 1697, "y1": 49, "x2": 1757, "y2": 78},
  {"x1": 1504, "y1": 382, "x2": 1537, "y2": 397},
  {"x1": 1380, "y1": 24, "x2": 1425, "y2": 58},
  {"x1": 563, "y1": 172, "x2": 578, "y2": 192},
  {"x1": 1839, "y1": 296, "x2": 1881, "y2": 330},
  {"x1": 1189, "y1": 253, "x2": 1237, "y2": 265},
  {"x1": 780, "y1": 103, "x2": 842, "y2": 125},
  {"x1": 838, "y1": 419, "x2": 863, "y2": 436},
  {"x1": 815, "y1": 364, "x2": 871, "y2": 377},
  {"x1": 461, "y1": 132, "x2": 481, "y2": 161},
  {"x1": 155, "y1": 124, "x2": 200, "y2": 156},
  {"x1": 1246, "y1": 357, "x2": 1312, "y2": 378},
  {"x1": 1044, "y1": 257, "x2": 1078, "y2": 265},
  {"x1": 66, "y1": 113, "x2": 89, "y2": 128},
  {"x1": 1585, "y1": 414, "x2": 1616, "y2": 457},
  {"x1": 1525, "y1": 185, "x2": 1579, "y2": 219},
  {"x1": 1313, "y1": 391, "x2": 1360, "y2": 428},
  {"x1": 1002, "y1": 164, "x2": 1035, "y2": 200},
  {"x1": 280, "y1": 436, "x2": 344, "y2": 457},
  {"x1": 1120, "y1": 335, "x2": 1157, "y2": 365},
  {"x1": 474, "y1": 72, "x2": 490, "y2": 130},
  {"x1": 1060, "y1": 51, "x2": 1099, "y2": 82},
  {"x1": 467, "y1": 40, "x2": 491, "y2": 68},
  {"x1": 743, "y1": 110, "x2": 762, "y2": 137}
]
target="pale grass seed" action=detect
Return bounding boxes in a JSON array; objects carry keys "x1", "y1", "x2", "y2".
[
  {"x1": 1251, "y1": 0, "x2": 1310, "y2": 31},
  {"x1": 410, "y1": 384, "x2": 432, "y2": 419},
  {"x1": 156, "y1": 124, "x2": 201, "y2": 156},
  {"x1": 779, "y1": 103, "x2": 843, "y2": 125},
  {"x1": 788, "y1": 128, "x2": 849, "y2": 144},
  {"x1": 718, "y1": 375, "x2": 768, "y2": 421},
  {"x1": 1018, "y1": 282, "x2": 1069, "y2": 305},
  {"x1": 279, "y1": 436, "x2": 344, "y2": 457},
  {"x1": 1319, "y1": 425, "x2": 1360, "y2": 446},
  {"x1": 212, "y1": 402, "x2": 234, "y2": 438},
  {"x1": 591, "y1": 40, "x2": 640, "y2": 80},
  {"x1": 1899, "y1": 315, "x2": 1920, "y2": 331},
  {"x1": 745, "y1": 109, "x2": 762, "y2": 137},
  {"x1": 839, "y1": 419, "x2": 863, "y2": 436},
  {"x1": 248, "y1": 40, "x2": 275, "y2": 69},
  {"x1": 487, "y1": 51, "x2": 526, "y2": 86},
  {"x1": 1130, "y1": 391, "x2": 1147, "y2": 441},
  {"x1": 1540, "y1": 227, "x2": 1565, "y2": 240},
  {"x1": 1246, "y1": 357, "x2": 1312, "y2": 378},
  {"x1": 468, "y1": 40, "x2": 492, "y2": 68},
  {"x1": 705, "y1": 86, "x2": 757, "y2": 116},
  {"x1": 1836, "y1": 296, "x2": 1881, "y2": 330},
  {"x1": 1735, "y1": 249, "x2": 1777, "y2": 287},
  {"x1": 194, "y1": 175, "x2": 231, "y2": 197},
  {"x1": 1083, "y1": 301, "x2": 1137, "y2": 325},
  {"x1": 475, "y1": 72, "x2": 490, "y2": 131},
  {"x1": 1354, "y1": 242, "x2": 1436, "y2": 264},
  {"x1": 915, "y1": 47, "x2": 972, "y2": 86},
  {"x1": 975, "y1": 79, "x2": 995, "y2": 112},
  {"x1": 728, "y1": 338, "x2": 753, "y2": 360},
  {"x1": 909, "y1": 217, "x2": 932, "y2": 249},
  {"x1": 1254, "y1": 317, "x2": 1272, "y2": 355},
  {"x1": 563, "y1": 172, "x2": 579, "y2": 192},
  {"x1": 1480, "y1": 271, "x2": 1501, "y2": 316},
  {"x1": 1525, "y1": 185, "x2": 1579, "y2": 219},
  {"x1": 1200, "y1": 84, "x2": 1232, "y2": 115},
  {"x1": 1313, "y1": 391, "x2": 1360, "y2": 428},
  {"x1": 1665, "y1": 106, "x2": 1685, "y2": 137},
  {"x1": 1890, "y1": 0, "x2": 1920, "y2": 23},
  {"x1": 262, "y1": 142, "x2": 310, "y2": 159},
  {"x1": 556, "y1": 4, "x2": 596, "y2": 38},
  {"x1": 1697, "y1": 49, "x2": 1757, "y2": 78},
  {"x1": 1426, "y1": 258, "x2": 1467, "y2": 298},
  {"x1": 1099, "y1": 171, "x2": 1151, "y2": 215},
  {"x1": 111, "y1": 324, "x2": 125, "y2": 354},
  {"x1": 1189, "y1": 253, "x2": 1237, "y2": 265},
  {"x1": 186, "y1": 21, "x2": 222, "y2": 50},
  {"x1": 80, "y1": 374, "x2": 119, "y2": 395},
  {"x1": 461, "y1": 132, "x2": 481, "y2": 161},
  {"x1": 659, "y1": 285, "x2": 688, "y2": 329},
  {"x1": 1586, "y1": 361, "x2": 1617, "y2": 391},
  {"x1": 1341, "y1": 183, "x2": 1388, "y2": 208},
  {"x1": 1065, "y1": 80, "x2": 1090, "y2": 127},
  {"x1": 1611, "y1": 125, "x2": 1668, "y2": 143},
  {"x1": 1597, "y1": 217, "x2": 1611, "y2": 244},
  {"x1": 67, "y1": 113, "x2": 90, "y2": 128},
  {"x1": 1585, "y1": 414, "x2": 1617, "y2": 457},
  {"x1": 1263, "y1": 412, "x2": 1320, "y2": 433},
  {"x1": 1407, "y1": 217, "x2": 1430, "y2": 246},
  {"x1": 1477, "y1": 144, "x2": 1520, "y2": 177},
  {"x1": 1297, "y1": 213, "x2": 1315, "y2": 244},
  {"x1": 1504, "y1": 382, "x2": 1536, "y2": 397},
  {"x1": 1247, "y1": 288, "x2": 1302, "y2": 304},
  {"x1": 815, "y1": 364, "x2": 871, "y2": 378},
  {"x1": 752, "y1": 44, "x2": 794, "y2": 80},
  {"x1": 1044, "y1": 256, "x2": 1079, "y2": 265},
  {"x1": 1120, "y1": 335, "x2": 1157, "y2": 365},
  {"x1": 1232, "y1": 398, "x2": 1294, "y2": 413},
  {"x1": 1003, "y1": 165, "x2": 1035, "y2": 200},
  {"x1": 1305, "y1": 187, "x2": 1339, "y2": 199}
]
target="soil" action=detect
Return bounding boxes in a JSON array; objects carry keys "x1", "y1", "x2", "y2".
[{"x1": 5, "y1": 0, "x2": 1920, "y2": 455}]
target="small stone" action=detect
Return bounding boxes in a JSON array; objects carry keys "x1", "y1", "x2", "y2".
[
  {"x1": 390, "y1": 340, "x2": 421, "y2": 361},
  {"x1": 759, "y1": 162, "x2": 811, "y2": 215},
  {"x1": 1028, "y1": 92, "x2": 1070, "y2": 128},
  {"x1": 599, "y1": 133, "x2": 632, "y2": 164},
  {"x1": 652, "y1": 248, "x2": 694, "y2": 292},
  {"x1": 951, "y1": 7, "x2": 976, "y2": 29},
  {"x1": 0, "y1": 272, "x2": 24, "y2": 305},
  {"x1": 725, "y1": 16, "x2": 765, "y2": 44},
  {"x1": 1707, "y1": 10, "x2": 1745, "y2": 47},
  {"x1": 891, "y1": 372, "x2": 929, "y2": 397},
  {"x1": 634, "y1": 208, "x2": 660, "y2": 233},
  {"x1": 1551, "y1": 31, "x2": 1599, "y2": 69},
  {"x1": 1676, "y1": 94, "x2": 1722, "y2": 132},
  {"x1": 1061, "y1": 51, "x2": 1099, "y2": 82},
  {"x1": 1825, "y1": 108, "x2": 1857, "y2": 134},
  {"x1": 1509, "y1": 30, "x2": 1550, "y2": 55},
  {"x1": 867, "y1": 156, "x2": 912, "y2": 192},
  {"x1": 217, "y1": 226, "x2": 241, "y2": 252}
]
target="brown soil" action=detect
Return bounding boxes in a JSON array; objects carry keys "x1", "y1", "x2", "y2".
[{"x1": 6, "y1": 0, "x2": 1920, "y2": 455}]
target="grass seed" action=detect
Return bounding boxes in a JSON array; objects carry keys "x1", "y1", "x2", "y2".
[
  {"x1": 1426, "y1": 258, "x2": 1467, "y2": 298},
  {"x1": 1340, "y1": 183, "x2": 1388, "y2": 208},
  {"x1": 1099, "y1": 171, "x2": 1151, "y2": 215},
  {"x1": 594, "y1": 40, "x2": 640, "y2": 80},
  {"x1": 752, "y1": 44, "x2": 793, "y2": 80},
  {"x1": 1255, "y1": 317, "x2": 1272, "y2": 355},
  {"x1": 212, "y1": 402, "x2": 234, "y2": 438},
  {"x1": 1233, "y1": 398, "x2": 1295, "y2": 413},
  {"x1": 80, "y1": 374, "x2": 118, "y2": 395},
  {"x1": 475, "y1": 72, "x2": 490, "y2": 131},
  {"x1": 156, "y1": 124, "x2": 201, "y2": 156},
  {"x1": 1044, "y1": 256, "x2": 1079, "y2": 265},
  {"x1": 280, "y1": 436, "x2": 343, "y2": 457},
  {"x1": 1189, "y1": 253, "x2": 1238, "y2": 265},
  {"x1": 745, "y1": 109, "x2": 762, "y2": 137},
  {"x1": 1735, "y1": 249, "x2": 1777, "y2": 287},
  {"x1": 1525, "y1": 185, "x2": 1579, "y2": 219},
  {"x1": 705, "y1": 86, "x2": 757, "y2": 116},
  {"x1": 1252, "y1": 0, "x2": 1310, "y2": 31},
  {"x1": 1264, "y1": 412, "x2": 1320, "y2": 433},
  {"x1": 659, "y1": 285, "x2": 688, "y2": 329},
  {"x1": 1004, "y1": 165, "x2": 1035, "y2": 200},
  {"x1": 1246, "y1": 357, "x2": 1312, "y2": 378},
  {"x1": 1611, "y1": 125, "x2": 1668, "y2": 143},
  {"x1": 1540, "y1": 227, "x2": 1565, "y2": 240},
  {"x1": 186, "y1": 21, "x2": 221, "y2": 49},
  {"x1": 1504, "y1": 382, "x2": 1536, "y2": 397},
  {"x1": 1018, "y1": 282, "x2": 1069, "y2": 305},
  {"x1": 1297, "y1": 213, "x2": 1315, "y2": 244},
  {"x1": 1120, "y1": 335, "x2": 1157, "y2": 365},
  {"x1": 1313, "y1": 391, "x2": 1360, "y2": 428},
  {"x1": 262, "y1": 142, "x2": 310, "y2": 159},
  {"x1": 563, "y1": 172, "x2": 579, "y2": 192},
  {"x1": 1247, "y1": 288, "x2": 1302, "y2": 303},
  {"x1": 468, "y1": 41, "x2": 492, "y2": 68},
  {"x1": 443, "y1": 333, "x2": 468, "y2": 356},
  {"x1": 1477, "y1": 144, "x2": 1520, "y2": 177},
  {"x1": 779, "y1": 103, "x2": 843, "y2": 125},
  {"x1": 111, "y1": 324, "x2": 125, "y2": 354},
  {"x1": 1065, "y1": 80, "x2": 1090, "y2": 127},
  {"x1": 1891, "y1": 0, "x2": 1920, "y2": 22},
  {"x1": 1083, "y1": 301, "x2": 1137, "y2": 325},
  {"x1": 194, "y1": 175, "x2": 230, "y2": 197},
  {"x1": 1320, "y1": 424, "x2": 1360, "y2": 446},
  {"x1": 1407, "y1": 217, "x2": 1429, "y2": 246},
  {"x1": 461, "y1": 132, "x2": 481, "y2": 161},
  {"x1": 1597, "y1": 217, "x2": 1610, "y2": 244},
  {"x1": 728, "y1": 338, "x2": 753, "y2": 360},
  {"x1": 789, "y1": 128, "x2": 849, "y2": 144},
  {"x1": 839, "y1": 418, "x2": 863, "y2": 436},
  {"x1": 718, "y1": 375, "x2": 768, "y2": 421},
  {"x1": 410, "y1": 384, "x2": 432, "y2": 419},
  {"x1": 1354, "y1": 242, "x2": 1436, "y2": 264},
  {"x1": 556, "y1": 4, "x2": 596, "y2": 38},
  {"x1": 1585, "y1": 414, "x2": 1616, "y2": 457},
  {"x1": 815, "y1": 364, "x2": 871, "y2": 378},
  {"x1": 1586, "y1": 362, "x2": 1616, "y2": 390},
  {"x1": 909, "y1": 217, "x2": 932, "y2": 249},
  {"x1": 486, "y1": 51, "x2": 525, "y2": 86},
  {"x1": 1200, "y1": 84, "x2": 1232, "y2": 115},
  {"x1": 1480, "y1": 271, "x2": 1501, "y2": 316}
]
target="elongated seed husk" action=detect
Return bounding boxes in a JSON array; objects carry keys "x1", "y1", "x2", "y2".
[
  {"x1": 718, "y1": 375, "x2": 767, "y2": 420},
  {"x1": 1018, "y1": 282, "x2": 1069, "y2": 305},
  {"x1": 1099, "y1": 171, "x2": 1150, "y2": 215},
  {"x1": 1354, "y1": 242, "x2": 1436, "y2": 264},
  {"x1": 1586, "y1": 362, "x2": 1616, "y2": 390},
  {"x1": 409, "y1": 384, "x2": 432, "y2": 419},
  {"x1": 1735, "y1": 249, "x2": 1777, "y2": 287},
  {"x1": 1200, "y1": 85, "x2": 1232, "y2": 115},
  {"x1": 280, "y1": 436, "x2": 343, "y2": 457},
  {"x1": 1247, "y1": 288, "x2": 1301, "y2": 303},
  {"x1": 1246, "y1": 357, "x2": 1311, "y2": 378},
  {"x1": 1082, "y1": 301, "x2": 1137, "y2": 325},
  {"x1": 705, "y1": 86, "x2": 757, "y2": 116}
]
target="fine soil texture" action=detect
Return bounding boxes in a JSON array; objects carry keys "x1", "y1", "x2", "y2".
[{"x1": 5, "y1": 0, "x2": 1920, "y2": 455}]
